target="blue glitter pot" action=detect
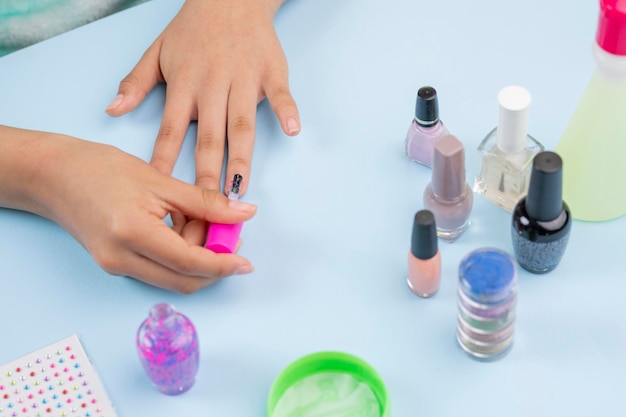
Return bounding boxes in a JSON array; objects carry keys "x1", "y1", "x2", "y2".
[{"x1": 456, "y1": 248, "x2": 518, "y2": 361}]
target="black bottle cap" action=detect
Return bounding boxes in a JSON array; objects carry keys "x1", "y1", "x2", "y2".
[
  {"x1": 525, "y1": 151, "x2": 564, "y2": 221},
  {"x1": 411, "y1": 210, "x2": 438, "y2": 260},
  {"x1": 414, "y1": 86, "x2": 440, "y2": 126}
]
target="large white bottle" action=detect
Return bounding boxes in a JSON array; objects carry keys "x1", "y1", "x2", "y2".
[{"x1": 556, "y1": 0, "x2": 626, "y2": 221}]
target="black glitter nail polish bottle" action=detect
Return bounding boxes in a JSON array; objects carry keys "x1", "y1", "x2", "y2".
[{"x1": 511, "y1": 151, "x2": 572, "y2": 273}]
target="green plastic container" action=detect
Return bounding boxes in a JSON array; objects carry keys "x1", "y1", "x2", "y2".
[{"x1": 267, "y1": 351, "x2": 390, "y2": 417}]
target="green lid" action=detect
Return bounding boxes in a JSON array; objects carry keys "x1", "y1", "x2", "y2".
[{"x1": 267, "y1": 351, "x2": 390, "y2": 417}]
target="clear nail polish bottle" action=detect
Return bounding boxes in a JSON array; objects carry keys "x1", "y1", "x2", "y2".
[
  {"x1": 423, "y1": 134, "x2": 473, "y2": 242},
  {"x1": 511, "y1": 151, "x2": 572, "y2": 273},
  {"x1": 473, "y1": 86, "x2": 544, "y2": 211},
  {"x1": 407, "y1": 210, "x2": 441, "y2": 298},
  {"x1": 404, "y1": 86, "x2": 449, "y2": 167},
  {"x1": 136, "y1": 303, "x2": 200, "y2": 395}
]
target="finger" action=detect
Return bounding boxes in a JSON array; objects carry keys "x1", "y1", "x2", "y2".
[
  {"x1": 107, "y1": 249, "x2": 244, "y2": 294},
  {"x1": 150, "y1": 83, "x2": 195, "y2": 175},
  {"x1": 225, "y1": 80, "x2": 258, "y2": 195},
  {"x1": 265, "y1": 68, "x2": 300, "y2": 136},
  {"x1": 106, "y1": 40, "x2": 163, "y2": 117},
  {"x1": 127, "y1": 220, "x2": 254, "y2": 279},
  {"x1": 195, "y1": 84, "x2": 229, "y2": 191},
  {"x1": 161, "y1": 180, "x2": 257, "y2": 225},
  {"x1": 180, "y1": 218, "x2": 208, "y2": 246},
  {"x1": 170, "y1": 212, "x2": 187, "y2": 235}
]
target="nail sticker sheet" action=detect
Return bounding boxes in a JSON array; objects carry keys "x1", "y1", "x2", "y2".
[{"x1": 0, "y1": 335, "x2": 117, "y2": 417}]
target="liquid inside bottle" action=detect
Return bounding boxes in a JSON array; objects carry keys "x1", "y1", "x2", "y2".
[{"x1": 474, "y1": 128, "x2": 544, "y2": 211}]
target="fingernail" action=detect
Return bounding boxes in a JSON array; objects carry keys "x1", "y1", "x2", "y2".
[
  {"x1": 229, "y1": 200, "x2": 257, "y2": 212},
  {"x1": 286, "y1": 117, "x2": 300, "y2": 135},
  {"x1": 106, "y1": 94, "x2": 124, "y2": 111},
  {"x1": 234, "y1": 264, "x2": 254, "y2": 275}
]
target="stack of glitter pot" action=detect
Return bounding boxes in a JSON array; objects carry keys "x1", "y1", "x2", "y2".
[{"x1": 456, "y1": 248, "x2": 518, "y2": 361}]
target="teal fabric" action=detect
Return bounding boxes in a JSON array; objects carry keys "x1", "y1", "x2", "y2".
[
  {"x1": 0, "y1": 1, "x2": 63, "y2": 17},
  {"x1": 0, "y1": 0, "x2": 151, "y2": 57}
]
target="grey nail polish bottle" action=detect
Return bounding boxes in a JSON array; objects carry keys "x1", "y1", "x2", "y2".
[{"x1": 423, "y1": 134, "x2": 473, "y2": 242}]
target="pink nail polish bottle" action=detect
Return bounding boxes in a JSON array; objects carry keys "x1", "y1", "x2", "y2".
[
  {"x1": 407, "y1": 210, "x2": 441, "y2": 298},
  {"x1": 423, "y1": 135, "x2": 473, "y2": 242},
  {"x1": 205, "y1": 174, "x2": 244, "y2": 254},
  {"x1": 404, "y1": 86, "x2": 450, "y2": 168}
]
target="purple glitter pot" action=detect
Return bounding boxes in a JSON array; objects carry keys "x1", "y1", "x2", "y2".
[{"x1": 136, "y1": 303, "x2": 199, "y2": 395}]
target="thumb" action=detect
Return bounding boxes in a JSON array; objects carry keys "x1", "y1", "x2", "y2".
[
  {"x1": 165, "y1": 179, "x2": 257, "y2": 225},
  {"x1": 105, "y1": 40, "x2": 163, "y2": 117}
]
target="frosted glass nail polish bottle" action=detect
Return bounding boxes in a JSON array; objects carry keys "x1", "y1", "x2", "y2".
[
  {"x1": 407, "y1": 210, "x2": 441, "y2": 298},
  {"x1": 473, "y1": 86, "x2": 544, "y2": 212},
  {"x1": 404, "y1": 86, "x2": 449, "y2": 167},
  {"x1": 424, "y1": 135, "x2": 473, "y2": 242},
  {"x1": 556, "y1": 0, "x2": 626, "y2": 221},
  {"x1": 136, "y1": 303, "x2": 200, "y2": 395}
]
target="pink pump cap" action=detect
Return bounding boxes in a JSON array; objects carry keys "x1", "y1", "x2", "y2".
[
  {"x1": 205, "y1": 222, "x2": 243, "y2": 254},
  {"x1": 597, "y1": 0, "x2": 626, "y2": 55}
]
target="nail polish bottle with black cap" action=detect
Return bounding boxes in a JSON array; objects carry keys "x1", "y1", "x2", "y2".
[
  {"x1": 407, "y1": 210, "x2": 441, "y2": 298},
  {"x1": 404, "y1": 86, "x2": 449, "y2": 168},
  {"x1": 511, "y1": 151, "x2": 572, "y2": 273}
]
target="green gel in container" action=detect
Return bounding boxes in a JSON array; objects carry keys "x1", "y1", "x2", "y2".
[{"x1": 267, "y1": 352, "x2": 390, "y2": 417}]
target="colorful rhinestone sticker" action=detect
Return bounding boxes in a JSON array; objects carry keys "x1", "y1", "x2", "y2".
[{"x1": 0, "y1": 335, "x2": 116, "y2": 417}]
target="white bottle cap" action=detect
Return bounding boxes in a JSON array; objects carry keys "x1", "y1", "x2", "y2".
[{"x1": 496, "y1": 85, "x2": 531, "y2": 153}]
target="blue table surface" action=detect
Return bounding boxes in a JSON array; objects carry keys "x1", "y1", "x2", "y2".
[{"x1": 1, "y1": 0, "x2": 625, "y2": 415}]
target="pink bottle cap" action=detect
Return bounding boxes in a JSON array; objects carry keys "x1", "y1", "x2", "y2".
[
  {"x1": 597, "y1": 0, "x2": 626, "y2": 55},
  {"x1": 205, "y1": 222, "x2": 243, "y2": 254}
]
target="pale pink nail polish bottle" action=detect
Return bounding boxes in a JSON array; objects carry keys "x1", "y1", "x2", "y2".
[
  {"x1": 423, "y1": 135, "x2": 473, "y2": 242},
  {"x1": 407, "y1": 210, "x2": 441, "y2": 298},
  {"x1": 404, "y1": 86, "x2": 449, "y2": 167}
]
